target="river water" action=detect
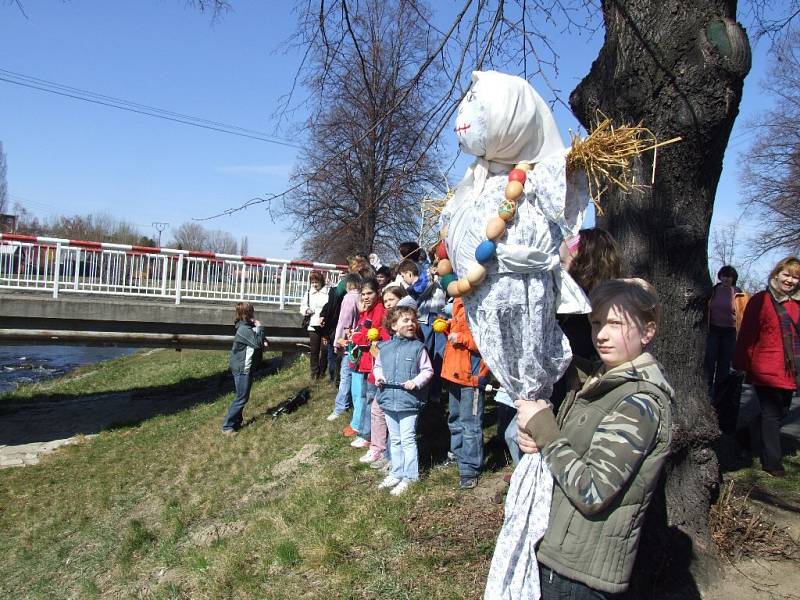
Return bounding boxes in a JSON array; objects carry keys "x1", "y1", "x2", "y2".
[{"x1": 0, "y1": 345, "x2": 139, "y2": 393}]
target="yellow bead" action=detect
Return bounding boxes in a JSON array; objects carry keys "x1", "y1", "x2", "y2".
[
  {"x1": 447, "y1": 280, "x2": 462, "y2": 297},
  {"x1": 456, "y1": 278, "x2": 473, "y2": 295},
  {"x1": 466, "y1": 264, "x2": 487, "y2": 286},
  {"x1": 485, "y1": 216, "x2": 507, "y2": 240},
  {"x1": 437, "y1": 258, "x2": 453, "y2": 276},
  {"x1": 505, "y1": 180, "x2": 524, "y2": 201}
]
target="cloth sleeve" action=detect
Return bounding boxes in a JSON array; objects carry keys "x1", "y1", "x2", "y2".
[
  {"x1": 411, "y1": 348, "x2": 434, "y2": 388},
  {"x1": 373, "y1": 352, "x2": 384, "y2": 382},
  {"x1": 334, "y1": 294, "x2": 359, "y2": 344},
  {"x1": 236, "y1": 325, "x2": 267, "y2": 350},
  {"x1": 300, "y1": 290, "x2": 310, "y2": 315},
  {"x1": 733, "y1": 292, "x2": 764, "y2": 373},
  {"x1": 526, "y1": 393, "x2": 661, "y2": 515}
]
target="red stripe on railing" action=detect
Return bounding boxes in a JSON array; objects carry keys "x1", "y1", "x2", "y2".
[
  {"x1": 240, "y1": 256, "x2": 267, "y2": 264},
  {"x1": 131, "y1": 245, "x2": 163, "y2": 254},
  {"x1": 188, "y1": 250, "x2": 217, "y2": 259},
  {"x1": 0, "y1": 233, "x2": 39, "y2": 243},
  {"x1": 69, "y1": 240, "x2": 103, "y2": 249}
]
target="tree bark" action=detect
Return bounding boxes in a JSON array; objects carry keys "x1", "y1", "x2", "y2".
[{"x1": 570, "y1": 0, "x2": 751, "y2": 595}]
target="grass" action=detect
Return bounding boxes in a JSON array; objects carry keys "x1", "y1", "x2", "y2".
[
  {"x1": 723, "y1": 450, "x2": 800, "y2": 497},
  {"x1": 0, "y1": 349, "x2": 505, "y2": 599}
]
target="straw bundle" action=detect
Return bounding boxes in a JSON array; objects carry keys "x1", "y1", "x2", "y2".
[{"x1": 567, "y1": 112, "x2": 681, "y2": 215}]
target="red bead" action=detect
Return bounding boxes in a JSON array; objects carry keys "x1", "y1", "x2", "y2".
[
  {"x1": 436, "y1": 241, "x2": 448, "y2": 260},
  {"x1": 508, "y1": 169, "x2": 526, "y2": 184}
]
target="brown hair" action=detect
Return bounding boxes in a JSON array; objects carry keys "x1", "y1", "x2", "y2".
[
  {"x1": 590, "y1": 278, "x2": 661, "y2": 327},
  {"x1": 398, "y1": 259, "x2": 419, "y2": 276},
  {"x1": 234, "y1": 301, "x2": 255, "y2": 323},
  {"x1": 568, "y1": 228, "x2": 622, "y2": 294},
  {"x1": 769, "y1": 256, "x2": 800, "y2": 282},
  {"x1": 382, "y1": 284, "x2": 408, "y2": 300},
  {"x1": 309, "y1": 270, "x2": 325, "y2": 286},
  {"x1": 385, "y1": 305, "x2": 417, "y2": 329}
]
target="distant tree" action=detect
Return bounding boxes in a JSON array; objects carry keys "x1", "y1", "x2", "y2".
[
  {"x1": 137, "y1": 235, "x2": 158, "y2": 248},
  {"x1": 740, "y1": 29, "x2": 800, "y2": 256},
  {"x1": 239, "y1": 235, "x2": 249, "y2": 256},
  {"x1": 206, "y1": 228, "x2": 237, "y2": 254},
  {"x1": 0, "y1": 141, "x2": 8, "y2": 215},
  {"x1": 170, "y1": 222, "x2": 208, "y2": 251},
  {"x1": 283, "y1": 0, "x2": 442, "y2": 263}
]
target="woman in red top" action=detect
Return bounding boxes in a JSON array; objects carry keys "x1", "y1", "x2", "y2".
[
  {"x1": 348, "y1": 278, "x2": 390, "y2": 448},
  {"x1": 734, "y1": 256, "x2": 800, "y2": 476}
]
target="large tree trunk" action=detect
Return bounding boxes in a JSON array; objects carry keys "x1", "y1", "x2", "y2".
[{"x1": 570, "y1": 0, "x2": 751, "y2": 595}]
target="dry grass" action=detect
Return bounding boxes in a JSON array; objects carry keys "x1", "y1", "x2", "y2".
[
  {"x1": 567, "y1": 112, "x2": 681, "y2": 214},
  {"x1": 710, "y1": 481, "x2": 800, "y2": 562}
]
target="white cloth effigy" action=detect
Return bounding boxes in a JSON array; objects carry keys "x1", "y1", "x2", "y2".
[{"x1": 440, "y1": 71, "x2": 590, "y2": 600}]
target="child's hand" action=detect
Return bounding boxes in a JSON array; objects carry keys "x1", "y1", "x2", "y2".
[
  {"x1": 253, "y1": 319, "x2": 262, "y2": 327},
  {"x1": 305, "y1": 309, "x2": 313, "y2": 316},
  {"x1": 448, "y1": 332, "x2": 461, "y2": 346},
  {"x1": 375, "y1": 377, "x2": 386, "y2": 388},
  {"x1": 402, "y1": 380, "x2": 416, "y2": 391},
  {"x1": 513, "y1": 398, "x2": 550, "y2": 432}
]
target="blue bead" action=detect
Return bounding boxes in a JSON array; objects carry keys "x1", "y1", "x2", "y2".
[{"x1": 475, "y1": 240, "x2": 496, "y2": 264}]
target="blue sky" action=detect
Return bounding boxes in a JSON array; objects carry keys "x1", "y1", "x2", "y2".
[{"x1": 0, "y1": 1, "x2": 778, "y2": 275}]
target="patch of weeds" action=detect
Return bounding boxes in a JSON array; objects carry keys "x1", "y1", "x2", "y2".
[
  {"x1": 117, "y1": 519, "x2": 157, "y2": 567},
  {"x1": 80, "y1": 578, "x2": 100, "y2": 598},
  {"x1": 188, "y1": 552, "x2": 209, "y2": 573},
  {"x1": 274, "y1": 540, "x2": 301, "y2": 567},
  {"x1": 154, "y1": 582, "x2": 189, "y2": 600}
]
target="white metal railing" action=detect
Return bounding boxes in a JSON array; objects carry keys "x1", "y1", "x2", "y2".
[{"x1": 0, "y1": 234, "x2": 344, "y2": 307}]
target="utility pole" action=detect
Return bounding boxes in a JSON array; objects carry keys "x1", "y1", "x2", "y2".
[{"x1": 152, "y1": 222, "x2": 169, "y2": 247}]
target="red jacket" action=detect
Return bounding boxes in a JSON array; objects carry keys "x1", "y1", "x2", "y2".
[
  {"x1": 350, "y1": 302, "x2": 390, "y2": 379},
  {"x1": 441, "y1": 299, "x2": 489, "y2": 387},
  {"x1": 733, "y1": 290, "x2": 799, "y2": 390}
]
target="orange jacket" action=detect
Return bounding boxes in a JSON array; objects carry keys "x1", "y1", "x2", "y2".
[{"x1": 441, "y1": 299, "x2": 489, "y2": 387}]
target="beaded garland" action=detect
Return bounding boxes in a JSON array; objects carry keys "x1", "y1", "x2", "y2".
[{"x1": 440, "y1": 163, "x2": 533, "y2": 297}]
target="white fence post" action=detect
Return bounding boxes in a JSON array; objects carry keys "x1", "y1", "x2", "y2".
[
  {"x1": 279, "y1": 263, "x2": 288, "y2": 310},
  {"x1": 160, "y1": 255, "x2": 169, "y2": 297},
  {"x1": 239, "y1": 264, "x2": 247, "y2": 300},
  {"x1": 52, "y1": 241, "x2": 62, "y2": 298},
  {"x1": 175, "y1": 255, "x2": 183, "y2": 305}
]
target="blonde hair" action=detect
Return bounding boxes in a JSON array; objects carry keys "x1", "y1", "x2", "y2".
[
  {"x1": 590, "y1": 278, "x2": 660, "y2": 327},
  {"x1": 769, "y1": 256, "x2": 800, "y2": 282}
]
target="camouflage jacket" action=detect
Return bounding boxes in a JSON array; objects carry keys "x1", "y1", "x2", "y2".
[{"x1": 525, "y1": 352, "x2": 674, "y2": 593}]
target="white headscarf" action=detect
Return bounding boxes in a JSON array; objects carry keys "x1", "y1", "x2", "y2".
[{"x1": 451, "y1": 70, "x2": 566, "y2": 206}]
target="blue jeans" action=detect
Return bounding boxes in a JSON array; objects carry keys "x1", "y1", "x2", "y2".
[
  {"x1": 505, "y1": 415, "x2": 522, "y2": 466},
  {"x1": 333, "y1": 358, "x2": 353, "y2": 415},
  {"x1": 447, "y1": 383, "x2": 485, "y2": 478},
  {"x1": 350, "y1": 372, "x2": 366, "y2": 433},
  {"x1": 385, "y1": 410, "x2": 419, "y2": 481},
  {"x1": 222, "y1": 372, "x2": 253, "y2": 431},
  {"x1": 360, "y1": 381, "x2": 377, "y2": 441}
]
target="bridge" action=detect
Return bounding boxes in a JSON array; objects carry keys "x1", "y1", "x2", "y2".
[{"x1": 0, "y1": 233, "x2": 345, "y2": 351}]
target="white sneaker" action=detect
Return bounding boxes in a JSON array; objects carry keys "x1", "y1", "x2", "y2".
[
  {"x1": 369, "y1": 457, "x2": 389, "y2": 470},
  {"x1": 326, "y1": 412, "x2": 340, "y2": 422},
  {"x1": 378, "y1": 475, "x2": 401, "y2": 489},
  {"x1": 350, "y1": 436, "x2": 369, "y2": 448},
  {"x1": 359, "y1": 449, "x2": 381, "y2": 463},
  {"x1": 390, "y1": 480, "x2": 412, "y2": 496}
]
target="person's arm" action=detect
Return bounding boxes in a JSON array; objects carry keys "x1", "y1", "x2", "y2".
[
  {"x1": 409, "y1": 348, "x2": 434, "y2": 388},
  {"x1": 733, "y1": 292, "x2": 763, "y2": 372},
  {"x1": 236, "y1": 324, "x2": 267, "y2": 349},
  {"x1": 334, "y1": 294, "x2": 357, "y2": 345},
  {"x1": 373, "y1": 351, "x2": 385, "y2": 385},
  {"x1": 300, "y1": 290, "x2": 310, "y2": 315},
  {"x1": 523, "y1": 393, "x2": 661, "y2": 516}
]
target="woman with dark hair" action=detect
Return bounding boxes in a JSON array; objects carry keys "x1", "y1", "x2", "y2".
[
  {"x1": 734, "y1": 256, "x2": 800, "y2": 477},
  {"x1": 300, "y1": 271, "x2": 330, "y2": 379},
  {"x1": 705, "y1": 265, "x2": 749, "y2": 397}
]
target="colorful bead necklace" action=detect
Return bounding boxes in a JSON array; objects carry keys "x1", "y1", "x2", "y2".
[{"x1": 437, "y1": 163, "x2": 533, "y2": 297}]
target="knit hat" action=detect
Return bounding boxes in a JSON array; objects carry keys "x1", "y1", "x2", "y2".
[{"x1": 396, "y1": 296, "x2": 418, "y2": 310}]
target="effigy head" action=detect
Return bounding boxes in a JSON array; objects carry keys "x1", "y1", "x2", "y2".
[{"x1": 454, "y1": 70, "x2": 565, "y2": 165}]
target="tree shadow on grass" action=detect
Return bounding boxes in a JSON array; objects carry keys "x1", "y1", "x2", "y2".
[{"x1": 0, "y1": 358, "x2": 282, "y2": 446}]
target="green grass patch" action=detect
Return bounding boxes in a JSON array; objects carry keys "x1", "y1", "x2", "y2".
[{"x1": 0, "y1": 349, "x2": 504, "y2": 599}]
